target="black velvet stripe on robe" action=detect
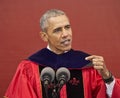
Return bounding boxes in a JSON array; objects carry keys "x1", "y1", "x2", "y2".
[{"x1": 39, "y1": 65, "x2": 84, "y2": 98}]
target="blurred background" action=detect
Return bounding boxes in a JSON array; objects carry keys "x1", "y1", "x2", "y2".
[{"x1": 0, "y1": 0, "x2": 120, "y2": 97}]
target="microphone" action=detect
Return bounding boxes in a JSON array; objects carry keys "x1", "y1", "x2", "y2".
[
  {"x1": 40, "y1": 67, "x2": 55, "y2": 98},
  {"x1": 56, "y1": 67, "x2": 70, "y2": 90},
  {"x1": 40, "y1": 67, "x2": 55, "y2": 86}
]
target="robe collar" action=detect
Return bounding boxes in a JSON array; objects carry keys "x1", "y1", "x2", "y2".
[{"x1": 28, "y1": 48, "x2": 92, "y2": 69}]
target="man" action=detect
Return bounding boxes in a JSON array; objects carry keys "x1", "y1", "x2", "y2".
[{"x1": 4, "y1": 9, "x2": 120, "y2": 98}]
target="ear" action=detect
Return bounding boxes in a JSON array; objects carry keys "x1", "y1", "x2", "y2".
[{"x1": 40, "y1": 31, "x2": 48, "y2": 42}]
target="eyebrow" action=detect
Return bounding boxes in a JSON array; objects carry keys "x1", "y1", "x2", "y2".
[{"x1": 54, "y1": 24, "x2": 70, "y2": 30}]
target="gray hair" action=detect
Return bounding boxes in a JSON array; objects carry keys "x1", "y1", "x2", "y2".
[{"x1": 40, "y1": 9, "x2": 66, "y2": 32}]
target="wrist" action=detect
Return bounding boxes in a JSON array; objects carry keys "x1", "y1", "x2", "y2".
[{"x1": 102, "y1": 71, "x2": 114, "y2": 83}]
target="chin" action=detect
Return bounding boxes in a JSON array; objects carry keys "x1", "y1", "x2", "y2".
[{"x1": 63, "y1": 46, "x2": 72, "y2": 51}]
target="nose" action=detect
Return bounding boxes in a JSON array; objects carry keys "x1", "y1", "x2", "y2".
[{"x1": 62, "y1": 29, "x2": 68, "y2": 38}]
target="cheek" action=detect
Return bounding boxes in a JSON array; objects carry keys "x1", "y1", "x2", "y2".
[
  {"x1": 69, "y1": 30, "x2": 72, "y2": 36},
  {"x1": 48, "y1": 33, "x2": 62, "y2": 44},
  {"x1": 49, "y1": 36, "x2": 59, "y2": 44},
  {"x1": 53, "y1": 34, "x2": 61, "y2": 41}
]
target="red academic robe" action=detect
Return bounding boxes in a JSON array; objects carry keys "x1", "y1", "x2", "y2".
[{"x1": 5, "y1": 60, "x2": 120, "y2": 98}]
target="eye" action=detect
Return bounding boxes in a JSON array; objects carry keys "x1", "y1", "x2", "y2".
[
  {"x1": 65, "y1": 25, "x2": 71, "y2": 30},
  {"x1": 53, "y1": 27, "x2": 62, "y2": 33}
]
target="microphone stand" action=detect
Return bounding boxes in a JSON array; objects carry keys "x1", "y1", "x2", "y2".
[
  {"x1": 57, "y1": 79, "x2": 65, "y2": 93},
  {"x1": 44, "y1": 81, "x2": 49, "y2": 98},
  {"x1": 52, "y1": 83, "x2": 59, "y2": 98},
  {"x1": 52, "y1": 88, "x2": 58, "y2": 98}
]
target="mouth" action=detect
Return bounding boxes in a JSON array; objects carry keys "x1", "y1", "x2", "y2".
[{"x1": 61, "y1": 39, "x2": 71, "y2": 46}]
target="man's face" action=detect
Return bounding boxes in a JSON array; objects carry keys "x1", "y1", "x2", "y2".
[{"x1": 42, "y1": 15, "x2": 72, "y2": 54}]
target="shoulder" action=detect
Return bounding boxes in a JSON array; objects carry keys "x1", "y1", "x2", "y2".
[
  {"x1": 18, "y1": 60, "x2": 38, "y2": 69},
  {"x1": 17, "y1": 60, "x2": 39, "y2": 78}
]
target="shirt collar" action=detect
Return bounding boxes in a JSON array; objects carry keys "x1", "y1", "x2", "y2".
[{"x1": 47, "y1": 45, "x2": 68, "y2": 53}]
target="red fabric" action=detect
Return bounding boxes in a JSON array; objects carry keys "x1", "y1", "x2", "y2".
[
  {"x1": 5, "y1": 60, "x2": 120, "y2": 98},
  {"x1": 111, "y1": 79, "x2": 120, "y2": 98},
  {"x1": 82, "y1": 68, "x2": 107, "y2": 98},
  {"x1": 5, "y1": 60, "x2": 42, "y2": 98}
]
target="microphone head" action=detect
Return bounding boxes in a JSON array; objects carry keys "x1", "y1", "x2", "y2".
[
  {"x1": 56, "y1": 67, "x2": 70, "y2": 82},
  {"x1": 40, "y1": 67, "x2": 55, "y2": 82}
]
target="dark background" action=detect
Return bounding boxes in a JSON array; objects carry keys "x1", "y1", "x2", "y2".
[{"x1": 0, "y1": 0, "x2": 120, "y2": 97}]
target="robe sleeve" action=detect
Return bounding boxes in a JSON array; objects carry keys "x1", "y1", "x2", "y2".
[
  {"x1": 83, "y1": 68, "x2": 120, "y2": 98},
  {"x1": 92, "y1": 71, "x2": 120, "y2": 98},
  {"x1": 4, "y1": 60, "x2": 42, "y2": 98},
  {"x1": 111, "y1": 78, "x2": 120, "y2": 98}
]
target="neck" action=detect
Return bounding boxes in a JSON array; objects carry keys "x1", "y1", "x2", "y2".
[{"x1": 47, "y1": 45, "x2": 69, "y2": 54}]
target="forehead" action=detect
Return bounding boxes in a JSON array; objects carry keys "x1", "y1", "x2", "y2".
[{"x1": 47, "y1": 15, "x2": 70, "y2": 29}]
